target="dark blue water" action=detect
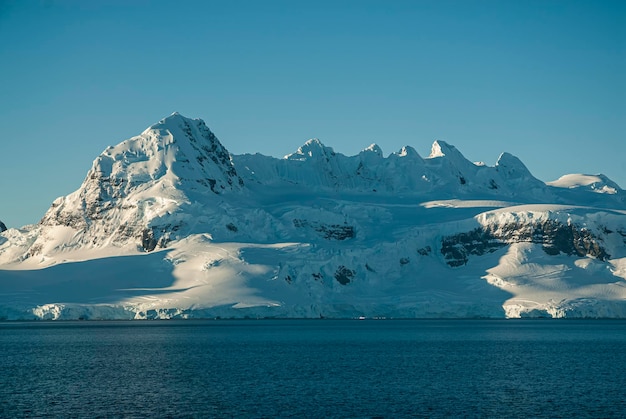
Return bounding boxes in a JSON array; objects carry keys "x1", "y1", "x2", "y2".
[{"x1": 1, "y1": 320, "x2": 625, "y2": 418}]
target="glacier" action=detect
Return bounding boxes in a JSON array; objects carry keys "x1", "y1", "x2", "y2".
[{"x1": 1, "y1": 112, "x2": 625, "y2": 320}]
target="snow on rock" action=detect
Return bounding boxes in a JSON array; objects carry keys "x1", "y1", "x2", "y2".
[
  {"x1": 1, "y1": 113, "x2": 626, "y2": 319},
  {"x1": 285, "y1": 138, "x2": 336, "y2": 161},
  {"x1": 361, "y1": 143, "x2": 383, "y2": 157},
  {"x1": 548, "y1": 174, "x2": 621, "y2": 195},
  {"x1": 31, "y1": 113, "x2": 244, "y2": 256}
]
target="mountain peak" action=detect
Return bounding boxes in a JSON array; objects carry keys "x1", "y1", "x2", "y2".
[
  {"x1": 425, "y1": 140, "x2": 477, "y2": 177},
  {"x1": 547, "y1": 173, "x2": 622, "y2": 195},
  {"x1": 286, "y1": 138, "x2": 336, "y2": 161},
  {"x1": 303, "y1": 138, "x2": 325, "y2": 148},
  {"x1": 152, "y1": 112, "x2": 207, "y2": 131},
  {"x1": 131, "y1": 114, "x2": 242, "y2": 192},
  {"x1": 362, "y1": 143, "x2": 383, "y2": 157},
  {"x1": 4, "y1": 114, "x2": 626, "y2": 321},
  {"x1": 495, "y1": 152, "x2": 538, "y2": 183},
  {"x1": 429, "y1": 140, "x2": 459, "y2": 159},
  {"x1": 393, "y1": 145, "x2": 421, "y2": 159},
  {"x1": 495, "y1": 152, "x2": 526, "y2": 171},
  {"x1": 154, "y1": 111, "x2": 193, "y2": 127},
  {"x1": 39, "y1": 114, "x2": 244, "y2": 246}
]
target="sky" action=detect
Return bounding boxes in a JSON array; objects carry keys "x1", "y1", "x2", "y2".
[{"x1": 0, "y1": 0, "x2": 624, "y2": 228}]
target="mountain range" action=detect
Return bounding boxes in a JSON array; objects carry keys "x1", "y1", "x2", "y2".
[{"x1": 1, "y1": 112, "x2": 625, "y2": 320}]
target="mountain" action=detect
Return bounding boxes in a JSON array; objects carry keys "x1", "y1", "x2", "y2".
[{"x1": 1, "y1": 113, "x2": 625, "y2": 320}]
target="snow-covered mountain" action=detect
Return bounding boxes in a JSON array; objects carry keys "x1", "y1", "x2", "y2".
[{"x1": 1, "y1": 113, "x2": 625, "y2": 320}]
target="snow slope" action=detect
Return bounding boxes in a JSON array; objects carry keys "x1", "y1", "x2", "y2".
[{"x1": 1, "y1": 113, "x2": 625, "y2": 319}]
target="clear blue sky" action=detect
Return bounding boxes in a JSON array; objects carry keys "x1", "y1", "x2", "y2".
[{"x1": 1, "y1": 0, "x2": 624, "y2": 228}]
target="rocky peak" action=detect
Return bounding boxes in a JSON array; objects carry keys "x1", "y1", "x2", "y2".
[
  {"x1": 0, "y1": 220, "x2": 6, "y2": 232},
  {"x1": 392, "y1": 145, "x2": 422, "y2": 159},
  {"x1": 361, "y1": 143, "x2": 383, "y2": 157},
  {"x1": 82, "y1": 113, "x2": 243, "y2": 197},
  {"x1": 286, "y1": 138, "x2": 336, "y2": 161},
  {"x1": 147, "y1": 113, "x2": 242, "y2": 191},
  {"x1": 39, "y1": 113, "x2": 244, "y2": 250},
  {"x1": 495, "y1": 152, "x2": 537, "y2": 182},
  {"x1": 357, "y1": 144, "x2": 385, "y2": 169},
  {"x1": 429, "y1": 140, "x2": 459, "y2": 159},
  {"x1": 423, "y1": 140, "x2": 479, "y2": 187},
  {"x1": 426, "y1": 140, "x2": 474, "y2": 166}
]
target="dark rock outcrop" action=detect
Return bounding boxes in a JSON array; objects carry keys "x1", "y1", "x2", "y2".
[
  {"x1": 335, "y1": 266, "x2": 355, "y2": 285},
  {"x1": 178, "y1": 117, "x2": 244, "y2": 192},
  {"x1": 417, "y1": 246, "x2": 432, "y2": 256},
  {"x1": 0, "y1": 220, "x2": 6, "y2": 232},
  {"x1": 293, "y1": 219, "x2": 355, "y2": 240},
  {"x1": 140, "y1": 224, "x2": 179, "y2": 252},
  {"x1": 441, "y1": 220, "x2": 609, "y2": 267}
]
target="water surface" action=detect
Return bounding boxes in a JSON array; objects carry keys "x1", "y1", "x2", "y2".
[{"x1": 1, "y1": 319, "x2": 625, "y2": 418}]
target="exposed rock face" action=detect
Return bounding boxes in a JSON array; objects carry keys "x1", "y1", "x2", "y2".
[
  {"x1": 0, "y1": 221, "x2": 6, "y2": 232},
  {"x1": 335, "y1": 265, "x2": 355, "y2": 285},
  {"x1": 140, "y1": 224, "x2": 180, "y2": 252},
  {"x1": 235, "y1": 136, "x2": 559, "y2": 198},
  {"x1": 441, "y1": 228, "x2": 506, "y2": 267},
  {"x1": 441, "y1": 220, "x2": 609, "y2": 267},
  {"x1": 175, "y1": 115, "x2": 243, "y2": 192},
  {"x1": 2, "y1": 113, "x2": 626, "y2": 320},
  {"x1": 293, "y1": 219, "x2": 355, "y2": 240},
  {"x1": 38, "y1": 113, "x2": 243, "y2": 251}
]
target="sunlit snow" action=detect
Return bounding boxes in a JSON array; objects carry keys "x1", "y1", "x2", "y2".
[{"x1": 1, "y1": 113, "x2": 625, "y2": 320}]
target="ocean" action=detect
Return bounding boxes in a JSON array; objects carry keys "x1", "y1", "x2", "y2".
[{"x1": 1, "y1": 319, "x2": 625, "y2": 418}]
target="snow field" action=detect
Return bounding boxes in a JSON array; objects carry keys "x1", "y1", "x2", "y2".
[{"x1": 1, "y1": 113, "x2": 625, "y2": 319}]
